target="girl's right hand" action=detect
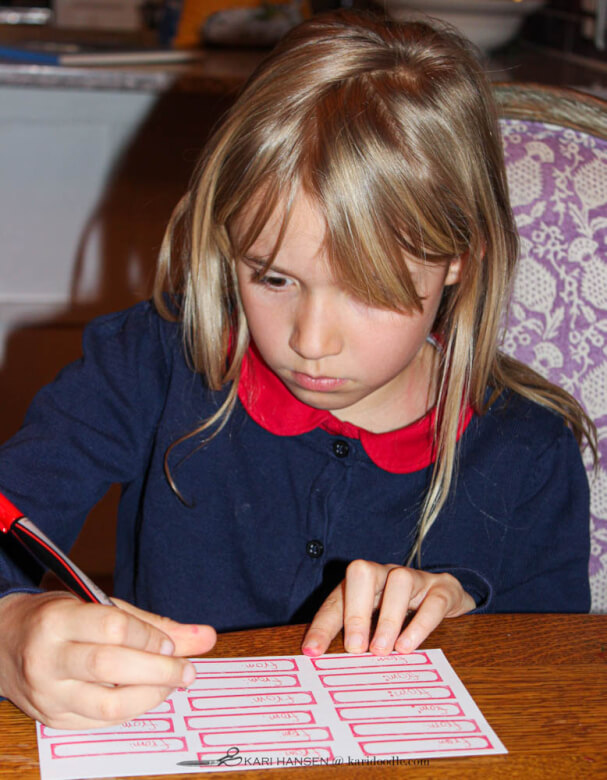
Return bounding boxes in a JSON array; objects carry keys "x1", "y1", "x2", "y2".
[{"x1": 0, "y1": 591, "x2": 216, "y2": 729}]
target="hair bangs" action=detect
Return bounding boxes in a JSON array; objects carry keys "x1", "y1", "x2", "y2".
[{"x1": 299, "y1": 77, "x2": 470, "y2": 313}]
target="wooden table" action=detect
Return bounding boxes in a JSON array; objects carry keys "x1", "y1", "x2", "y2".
[{"x1": 1, "y1": 614, "x2": 606, "y2": 779}]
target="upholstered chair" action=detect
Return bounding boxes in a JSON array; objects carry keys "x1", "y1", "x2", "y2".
[{"x1": 496, "y1": 84, "x2": 607, "y2": 612}]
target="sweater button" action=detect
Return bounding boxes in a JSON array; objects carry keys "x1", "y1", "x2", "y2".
[
  {"x1": 306, "y1": 539, "x2": 324, "y2": 558},
  {"x1": 332, "y1": 439, "x2": 350, "y2": 458}
]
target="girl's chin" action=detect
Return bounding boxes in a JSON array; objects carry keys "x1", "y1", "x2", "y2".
[{"x1": 286, "y1": 383, "x2": 359, "y2": 413}]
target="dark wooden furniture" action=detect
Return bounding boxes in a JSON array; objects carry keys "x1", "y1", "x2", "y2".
[{"x1": 1, "y1": 614, "x2": 606, "y2": 779}]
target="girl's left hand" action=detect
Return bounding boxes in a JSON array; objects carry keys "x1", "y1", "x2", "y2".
[{"x1": 301, "y1": 560, "x2": 475, "y2": 657}]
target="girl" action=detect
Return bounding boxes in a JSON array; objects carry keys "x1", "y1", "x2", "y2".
[{"x1": 0, "y1": 11, "x2": 595, "y2": 730}]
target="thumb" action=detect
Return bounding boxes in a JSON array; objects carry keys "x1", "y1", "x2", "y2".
[{"x1": 112, "y1": 597, "x2": 217, "y2": 657}]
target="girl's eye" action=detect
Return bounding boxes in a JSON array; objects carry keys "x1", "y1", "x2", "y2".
[{"x1": 252, "y1": 271, "x2": 292, "y2": 289}]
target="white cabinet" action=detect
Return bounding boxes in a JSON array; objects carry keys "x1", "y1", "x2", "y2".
[
  {"x1": 0, "y1": 81, "x2": 228, "y2": 577},
  {"x1": 0, "y1": 86, "x2": 158, "y2": 358}
]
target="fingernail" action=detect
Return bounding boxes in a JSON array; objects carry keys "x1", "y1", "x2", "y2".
[
  {"x1": 182, "y1": 664, "x2": 196, "y2": 686},
  {"x1": 160, "y1": 639, "x2": 174, "y2": 656},
  {"x1": 303, "y1": 647, "x2": 321, "y2": 657},
  {"x1": 371, "y1": 634, "x2": 389, "y2": 652},
  {"x1": 396, "y1": 637, "x2": 413, "y2": 654},
  {"x1": 346, "y1": 633, "x2": 365, "y2": 652}
]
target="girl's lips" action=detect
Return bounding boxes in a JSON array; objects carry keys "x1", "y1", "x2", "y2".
[{"x1": 291, "y1": 372, "x2": 347, "y2": 392}]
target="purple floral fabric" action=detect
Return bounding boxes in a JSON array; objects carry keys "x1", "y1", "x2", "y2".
[{"x1": 501, "y1": 118, "x2": 607, "y2": 613}]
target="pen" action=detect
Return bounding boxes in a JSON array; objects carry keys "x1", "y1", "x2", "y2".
[{"x1": 0, "y1": 492, "x2": 114, "y2": 606}]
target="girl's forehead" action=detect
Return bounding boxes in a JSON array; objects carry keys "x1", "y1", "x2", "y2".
[{"x1": 233, "y1": 190, "x2": 328, "y2": 255}]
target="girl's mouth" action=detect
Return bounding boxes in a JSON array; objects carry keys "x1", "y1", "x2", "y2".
[{"x1": 291, "y1": 372, "x2": 347, "y2": 392}]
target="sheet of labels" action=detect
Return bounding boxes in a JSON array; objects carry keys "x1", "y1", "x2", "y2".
[{"x1": 37, "y1": 649, "x2": 507, "y2": 778}]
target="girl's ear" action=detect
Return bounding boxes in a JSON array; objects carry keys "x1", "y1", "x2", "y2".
[{"x1": 444, "y1": 251, "x2": 466, "y2": 286}]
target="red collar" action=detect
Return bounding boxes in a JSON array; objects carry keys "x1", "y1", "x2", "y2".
[{"x1": 237, "y1": 344, "x2": 474, "y2": 474}]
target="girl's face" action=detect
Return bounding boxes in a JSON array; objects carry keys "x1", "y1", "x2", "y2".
[{"x1": 235, "y1": 194, "x2": 461, "y2": 433}]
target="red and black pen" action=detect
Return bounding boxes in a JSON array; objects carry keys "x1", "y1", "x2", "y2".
[{"x1": 0, "y1": 492, "x2": 113, "y2": 606}]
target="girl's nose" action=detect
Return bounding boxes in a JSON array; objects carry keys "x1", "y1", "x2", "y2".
[{"x1": 289, "y1": 294, "x2": 342, "y2": 360}]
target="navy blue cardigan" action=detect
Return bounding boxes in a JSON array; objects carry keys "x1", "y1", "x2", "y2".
[{"x1": 0, "y1": 302, "x2": 591, "y2": 629}]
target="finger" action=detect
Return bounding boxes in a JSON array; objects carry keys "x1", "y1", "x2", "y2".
[
  {"x1": 407, "y1": 574, "x2": 476, "y2": 617},
  {"x1": 47, "y1": 680, "x2": 176, "y2": 730},
  {"x1": 395, "y1": 587, "x2": 453, "y2": 654},
  {"x1": 55, "y1": 600, "x2": 178, "y2": 658},
  {"x1": 112, "y1": 599, "x2": 217, "y2": 657},
  {"x1": 369, "y1": 567, "x2": 416, "y2": 656},
  {"x1": 302, "y1": 585, "x2": 345, "y2": 657},
  {"x1": 342, "y1": 560, "x2": 387, "y2": 653},
  {"x1": 57, "y1": 642, "x2": 197, "y2": 689}
]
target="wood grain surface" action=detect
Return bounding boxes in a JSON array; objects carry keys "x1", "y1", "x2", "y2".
[{"x1": 1, "y1": 613, "x2": 606, "y2": 779}]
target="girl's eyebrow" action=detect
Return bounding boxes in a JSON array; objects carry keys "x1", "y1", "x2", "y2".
[{"x1": 241, "y1": 255, "x2": 290, "y2": 276}]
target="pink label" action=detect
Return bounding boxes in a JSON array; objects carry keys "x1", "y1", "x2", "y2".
[
  {"x1": 188, "y1": 674, "x2": 300, "y2": 690},
  {"x1": 40, "y1": 718, "x2": 175, "y2": 739},
  {"x1": 319, "y1": 670, "x2": 440, "y2": 687},
  {"x1": 329, "y1": 685, "x2": 455, "y2": 704},
  {"x1": 311, "y1": 652, "x2": 431, "y2": 670},
  {"x1": 193, "y1": 658, "x2": 298, "y2": 674},
  {"x1": 185, "y1": 710, "x2": 315, "y2": 730},
  {"x1": 359, "y1": 735, "x2": 493, "y2": 756},
  {"x1": 196, "y1": 746, "x2": 335, "y2": 764},
  {"x1": 351, "y1": 718, "x2": 481, "y2": 737},
  {"x1": 188, "y1": 691, "x2": 316, "y2": 711},
  {"x1": 198, "y1": 727, "x2": 332, "y2": 748},
  {"x1": 50, "y1": 736, "x2": 187, "y2": 759},
  {"x1": 336, "y1": 702, "x2": 463, "y2": 720}
]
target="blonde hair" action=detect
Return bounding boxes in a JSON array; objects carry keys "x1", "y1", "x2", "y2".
[{"x1": 154, "y1": 10, "x2": 597, "y2": 561}]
